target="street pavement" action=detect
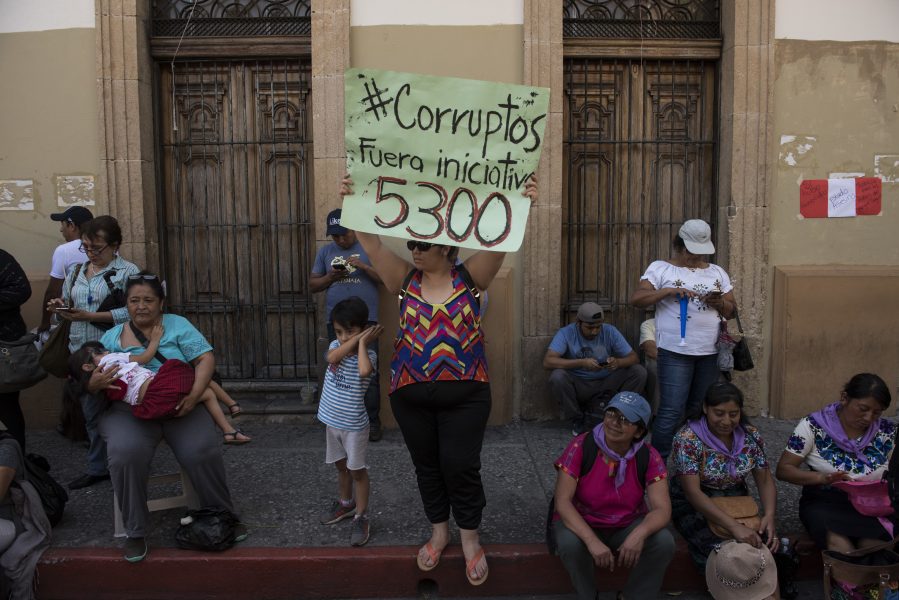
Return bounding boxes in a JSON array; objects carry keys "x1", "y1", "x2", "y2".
[{"x1": 32, "y1": 413, "x2": 823, "y2": 598}]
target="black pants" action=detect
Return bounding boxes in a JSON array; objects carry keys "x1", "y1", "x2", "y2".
[
  {"x1": 390, "y1": 380, "x2": 491, "y2": 530},
  {"x1": 0, "y1": 392, "x2": 25, "y2": 452}
]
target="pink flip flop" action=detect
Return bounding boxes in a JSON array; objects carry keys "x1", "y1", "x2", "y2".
[
  {"x1": 465, "y1": 547, "x2": 489, "y2": 586},
  {"x1": 416, "y1": 541, "x2": 443, "y2": 572}
]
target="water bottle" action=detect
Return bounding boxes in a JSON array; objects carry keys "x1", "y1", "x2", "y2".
[{"x1": 774, "y1": 537, "x2": 800, "y2": 599}]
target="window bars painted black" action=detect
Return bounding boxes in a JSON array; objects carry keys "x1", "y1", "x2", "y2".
[
  {"x1": 152, "y1": 0, "x2": 311, "y2": 37},
  {"x1": 563, "y1": 0, "x2": 720, "y2": 39}
]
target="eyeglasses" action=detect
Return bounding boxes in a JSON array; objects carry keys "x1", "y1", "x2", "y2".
[
  {"x1": 604, "y1": 409, "x2": 638, "y2": 427},
  {"x1": 127, "y1": 274, "x2": 159, "y2": 282},
  {"x1": 78, "y1": 242, "x2": 109, "y2": 255},
  {"x1": 406, "y1": 241, "x2": 435, "y2": 252}
]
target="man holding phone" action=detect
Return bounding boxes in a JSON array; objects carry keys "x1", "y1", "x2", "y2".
[
  {"x1": 311, "y1": 209, "x2": 384, "y2": 441},
  {"x1": 543, "y1": 302, "x2": 646, "y2": 435}
]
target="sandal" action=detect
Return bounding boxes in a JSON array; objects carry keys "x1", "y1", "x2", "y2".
[
  {"x1": 223, "y1": 429, "x2": 251, "y2": 444},
  {"x1": 228, "y1": 402, "x2": 242, "y2": 418},
  {"x1": 416, "y1": 541, "x2": 444, "y2": 572},
  {"x1": 465, "y1": 547, "x2": 489, "y2": 586}
]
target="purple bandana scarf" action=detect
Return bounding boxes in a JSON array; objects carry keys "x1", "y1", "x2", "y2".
[
  {"x1": 688, "y1": 416, "x2": 746, "y2": 478},
  {"x1": 593, "y1": 423, "x2": 645, "y2": 489},
  {"x1": 810, "y1": 401, "x2": 878, "y2": 467}
]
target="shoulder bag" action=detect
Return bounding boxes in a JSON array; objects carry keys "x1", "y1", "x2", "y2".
[
  {"x1": 90, "y1": 269, "x2": 126, "y2": 332},
  {"x1": 708, "y1": 495, "x2": 762, "y2": 538},
  {"x1": 732, "y1": 309, "x2": 754, "y2": 371},
  {"x1": 0, "y1": 334, "x2": 46, "y2": 393},
  {"x1": 823, "y1": 534, "x2": 899, "y2": 599},
  {"x1": 38, "y1": 263, "x2": 82, "y2": 378}
]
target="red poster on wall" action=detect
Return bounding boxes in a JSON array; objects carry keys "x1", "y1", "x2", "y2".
[{"x1": 799, "y1": 177, "x2": 881, "y2": 218}]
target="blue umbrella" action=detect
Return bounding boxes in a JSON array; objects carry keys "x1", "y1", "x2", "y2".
[{"x1": 679, "y1": 294, "x2": 689, "y2": 346}]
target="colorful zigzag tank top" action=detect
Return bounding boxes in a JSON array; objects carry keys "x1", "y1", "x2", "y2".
[{"x1": 390, "y1": 268, "x2": 489, "y2": 393}]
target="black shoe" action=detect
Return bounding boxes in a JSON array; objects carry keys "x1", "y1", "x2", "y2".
[
  {"x1": 123, "y1": 537, "x2": 148, "y2": 563},
  {"x1": 369, "y1": 422, "x2": 382, "y2": 442},
  {"x1": 234, "y1": 523, "x2": 248, "y2": 543},
  {"x1": 67, "y1": 473, "x2": 110, "y2": 490},
  {"x1": 55, "y1": 424, "x2": 66, "y2": 437}
]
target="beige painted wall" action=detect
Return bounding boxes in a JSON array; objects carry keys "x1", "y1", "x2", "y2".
[
  {"x1": 766, "y1": 40, "x2": 899, "y2": 414},
  {"x1": 0, "y1": 28, "x2": 101, "y2": 274}
]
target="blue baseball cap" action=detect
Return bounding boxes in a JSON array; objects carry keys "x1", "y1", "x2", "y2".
[
  {"x1": 326, "y1": 209, "x2": 348, "y2": 236},
  {"x1": 607, "y1": 392, "x2": 652, "y2": 428}
]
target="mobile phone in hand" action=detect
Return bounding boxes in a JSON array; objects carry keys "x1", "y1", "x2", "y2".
[
  {"x1": 54, "y1": 306, "x2": 73, "y2": 312},
  {"x1": 332, "y1": 263, "x2": 347, "y2": 271}
]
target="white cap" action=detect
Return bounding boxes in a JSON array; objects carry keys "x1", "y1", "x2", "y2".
[{"x1": 679, "y1": 219, "x2": 715, "y2": 255}]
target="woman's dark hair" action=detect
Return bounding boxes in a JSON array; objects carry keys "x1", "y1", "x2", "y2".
[
  {"x1": 66, "y1": 341, "x2": 107, "y2": 398},
  {"x1": 687, "y1": 381, "x2": 751, "y2": 425},
  {"x1": 330, "y1": 296, "x2": 368, "y2": 330},
  {"x1": 125, "y1": 271, "x2": 166, "y2": 300},
  {"x1": 446, "y1": 245, "x2": 460, "y2": 263},
  {"x1": 81, "y1": 215, "x2": 123, "y2": 246},
  {"x1": 844, "y1": 373, "x2": 892, "y2": 409},
  {"x1": 672, "y1": 234, "x2": 687, "y2": 251}
]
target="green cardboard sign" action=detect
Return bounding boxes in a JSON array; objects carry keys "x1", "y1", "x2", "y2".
[{"x1": 343, "y1": 68, "x2": 549, "y2": 252}]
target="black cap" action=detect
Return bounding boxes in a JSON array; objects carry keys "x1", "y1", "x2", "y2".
[
  {"x1": 326, "y1": 209, "x2": 348, "y2": 236},
  {"x1": 50, "y1": 206, "x2": 94, "y2": 226}
]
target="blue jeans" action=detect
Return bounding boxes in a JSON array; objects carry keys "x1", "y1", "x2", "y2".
[
  {"x1": 327, "y1": 321, "x2": 381, "y2": 426},
  {"x1": 80, "y1": 393, "x2": 109, "y2": 476},
  {"x1": 651, "y1": 348, "x2": 721, "y2": 459}
]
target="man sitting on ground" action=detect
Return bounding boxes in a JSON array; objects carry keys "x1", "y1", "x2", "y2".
[{"x1": 544, "y1": 302, "x2": 647, "y2": 434}]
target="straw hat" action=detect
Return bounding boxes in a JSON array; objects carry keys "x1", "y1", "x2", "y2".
[{"x1": 705, "y1": 541, "x2": 777, "y2": 600}]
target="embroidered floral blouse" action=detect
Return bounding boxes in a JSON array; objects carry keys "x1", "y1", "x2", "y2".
[
  {"x1": 672, "y1": 424, "x2": 769, "y2": 490},
  {"x1": 784, "y1": 415, "x2": 896, "y2": 482}
]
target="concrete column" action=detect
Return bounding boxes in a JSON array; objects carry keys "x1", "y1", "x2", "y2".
[
  {"x1": 718, "y1": 0, "x2": 776, "y2": 414},
  {"x1": 311, "y1": 0, "x2": 349, "y2": 237},
  {"x1": 520, "y1": 0, "x2": 564, "y2": 419},
  {"x1": 95, "y1": 0, "x2": 157, "y2": 270}
]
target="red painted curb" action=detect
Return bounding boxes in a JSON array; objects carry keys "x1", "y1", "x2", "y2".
[{"x1": 37, "y1": 542, "x2": 821, "y2": 599}]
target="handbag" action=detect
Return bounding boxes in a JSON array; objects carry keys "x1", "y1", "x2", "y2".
[
  {"x1": 732, "y1": 310, "x2": 754, "y2": 371},
  {"x1": 89, "y1": 270, "x2": 126, "y2": 332},
  {"x1": 823, "y1": 535, "x2": 899, "y2": 599},
  {"x1": 0, "y1": 334, "x2": 47, "y2": 393},
  {"x1": 716, "y1": 319, "x2": 737, "y2": 371},
  {"x1": 708, "y1": 495, "x2": 762, "y2": 538},
  {"x1": 38, "y1": 263, "x2": 81, "y2": 378},
  {"x1": 175, "y1": 506, "x2": 238, "y2": 551}
]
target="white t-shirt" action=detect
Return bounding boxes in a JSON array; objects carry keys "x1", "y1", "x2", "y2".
[
  {"x1": 639, "y1": 318, "x2": 656, "y2": 347},
  {"x1": 640, "y1": 260, "x2": 733, "y2": 355},
  {"x1": 49, "y1": 240, "x2": 84, "y2": 279},
  {"x1": 98, "y1": 352, "x2": 155, "y2": 407}
]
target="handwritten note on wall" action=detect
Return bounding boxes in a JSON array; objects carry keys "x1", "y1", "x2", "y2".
[
  {"x1": 343, "y1": 68, "x2": 550, "y2": 252},
  {"x1": 799, "y1": 177, "x2": 882, "y2": 218}
]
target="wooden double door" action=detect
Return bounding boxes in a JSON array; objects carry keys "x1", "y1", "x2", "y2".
[
  {"x1": 157, "y1": 58, "x2": 316, "y2": 382},
  {"x1": 562, "y1": 57, "x2": 718, "y2": 342}
]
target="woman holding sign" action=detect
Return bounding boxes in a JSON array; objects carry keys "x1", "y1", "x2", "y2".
[
  {"x1": 629, "y1": 219, "x2": 736, "y2": 461},
  {"x1": 340, "y1": 174, "x2": 536, "y2": 586}
]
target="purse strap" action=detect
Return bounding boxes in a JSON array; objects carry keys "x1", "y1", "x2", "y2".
[
  {"x1": 128, "y1": 321, "x2": 168, "y2": 365},
  {"x1": 834, "y1": 534, "x2": 899, "y2": 558},
  {"x1": 733, "y1": 307, "x2": 745, "y2": 334}
]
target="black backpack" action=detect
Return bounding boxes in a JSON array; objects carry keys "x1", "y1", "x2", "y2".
[
  {"x1": 22, "y1": 453, "x2": 68, "y2": 527},
  {"x1": 545, "y1": 435, "x2": 650, "y2": 555}
]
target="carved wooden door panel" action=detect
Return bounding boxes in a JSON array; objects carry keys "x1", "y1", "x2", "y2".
[
  {"x1": 158, "y1": 59, "x2": 316, "y2": 382},
  {"x1": 563, "y1": 58, "x2": 717, "y2": 342}
]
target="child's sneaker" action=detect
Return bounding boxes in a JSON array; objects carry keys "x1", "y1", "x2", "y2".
[
  {"x1": 350, "y1": 515, "x2": 370, "y2": 546},
  {"x1": 320, "y1": 499, "x2": 356, "y2": 525}
]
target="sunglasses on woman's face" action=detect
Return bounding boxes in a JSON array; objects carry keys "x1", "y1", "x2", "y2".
[
  {"x1": 406, "y1": 241, "x2": 435, "y2": 252},
  {"x1": 127, "y1": 274, "x2": 159, "y2": 282}
]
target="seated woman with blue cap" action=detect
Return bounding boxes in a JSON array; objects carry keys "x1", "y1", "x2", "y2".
[{"x1": 551, "y1": 392, "x2": 675, "y2": 600}]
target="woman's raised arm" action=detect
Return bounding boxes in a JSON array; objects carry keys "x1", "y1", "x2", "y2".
[{"x1": 340, "y1": 176, "x2": 410, "y2": 294}]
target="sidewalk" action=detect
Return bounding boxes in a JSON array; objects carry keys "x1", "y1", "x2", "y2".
[{"x1": 34, "y1": 414, "x2": 821, "y2": 599}]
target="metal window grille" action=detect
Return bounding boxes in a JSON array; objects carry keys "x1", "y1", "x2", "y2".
[
  {"x1": 152, "y1": 0, "x2": 311, "y2": 37},
  {"x1": 563, "y1": 0, "x2": 720, "y2": 39}
]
